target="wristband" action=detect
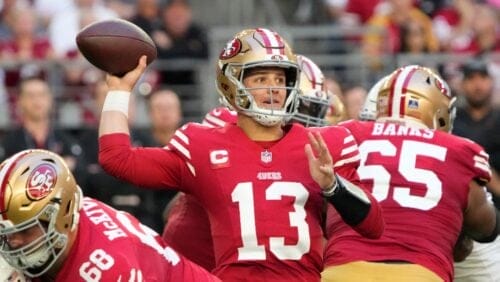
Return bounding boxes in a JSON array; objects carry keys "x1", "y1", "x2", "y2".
[
  {"x1": 102, "y1": 90, "x2": 131, "y2": 117},
  {"x1": 322, "y1": 177, "x2": 339, "y2": 197}
]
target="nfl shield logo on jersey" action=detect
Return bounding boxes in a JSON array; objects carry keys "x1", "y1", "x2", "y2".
[{"x1": 261, "y1": 150, "x2": 272, "y2": 163}]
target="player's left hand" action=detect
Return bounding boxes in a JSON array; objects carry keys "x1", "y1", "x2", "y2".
[{"x1": 305, "y1": 131, "x2": 335, "y2": 191}]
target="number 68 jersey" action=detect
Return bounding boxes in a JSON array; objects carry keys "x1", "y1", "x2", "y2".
[
  {"x1": 326, "y1": 120, "x2": 491, "y2": 282},
  {"x1": 53, "y1": 198, "x2": 220, "y2": 282}
]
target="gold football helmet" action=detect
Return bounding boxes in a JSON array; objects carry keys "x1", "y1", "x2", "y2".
[
  {"x1": 377, "y1": 65, "x2": 456, "y2": 132},
  {"x1": 216, "y1": 28, "x2": 300, "y2": 126},
  {"x1": 325, "y1": 94, "x2": 347, "y2": 125},
  {"x1": 0, "y1": 149, "x2": 81, "y2": 277},
  {"x1": 293, "y1": 55, "x2": 330, "y2": 127},
  {"x1": 359, "y1": 75, "x2": 389, "y2": 121}
]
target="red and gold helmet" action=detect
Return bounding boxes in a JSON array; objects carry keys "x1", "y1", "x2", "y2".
[
  {"x1": 0, "y1": 149, "x2": 81, "y2": 277},
  {"x1": 216, "y1": 28, "x2": 300, "y2": 126},
  {"x1": 292, "y1": 55, "x2": 331, "y2": 127},
  {"x1": 377, "y1": 65, "x2": 456, "y2": 132},
  {"x1": 325, "y1": 94, "x2": 347, "y2": 125}
]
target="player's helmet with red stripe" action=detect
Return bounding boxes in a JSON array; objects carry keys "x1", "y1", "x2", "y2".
[
  {"x1": 0, "y1": 149, "x2": 81, "y2": 277},
  {"x1": 377, "y1": 65, "x2": 456, "y2": 132},
  {"x1": 216, "y1": 28, "x2": 300, "y2": 126},
  {"x1": 293, "y1": 55, "x2": 330, "y2": 127}
]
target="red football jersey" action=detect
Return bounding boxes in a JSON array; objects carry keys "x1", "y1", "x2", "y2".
[
  {"x1": 99, "y1": 122, "x2": 362, "y2": 281},
  {"x1": 163, "y1": 193, "x2": 216, "y2": 271},
  {"x1": 201, "y1": 107, "x2": 237, "y2": 128},
  {"x1": 325, "y1": 120, "x2": 491, "y2": 282},
  {"x1": 54, "y1": 198, "x2": 219, "y2": 282},
  {"x1": 162, "y1": 107, "x2": 235, "y2": 271}
]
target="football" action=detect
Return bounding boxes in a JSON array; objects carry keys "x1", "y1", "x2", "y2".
[{"x1": 76, "y1": 19, "x2": 157, "y2": 76}]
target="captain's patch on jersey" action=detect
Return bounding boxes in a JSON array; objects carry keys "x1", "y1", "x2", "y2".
[{"x1": 210, "y1": 149, "x2": 230, "y2": 169}]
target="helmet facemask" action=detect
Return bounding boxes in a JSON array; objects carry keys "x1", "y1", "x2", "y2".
[
  {"x1": 225, "y1": 61, "x2": 300, "y2": 127},
  {"x1": 292, "y1": 54, "x2": 330, "y2": 127},
  {"x1": 0, "y1": 203, "x2": 67, "y2": 277},
  {"x1": 294, "y1": 89, "x2": 330, "y2": 127}
]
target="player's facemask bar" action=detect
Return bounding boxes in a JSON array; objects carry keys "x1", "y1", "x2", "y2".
[
  {"x1": 224, "y1": 61, "x2": 300, "y2": 126},
  {"x1": 0, "y1": 205, "x2": 68, "y2": 278}
]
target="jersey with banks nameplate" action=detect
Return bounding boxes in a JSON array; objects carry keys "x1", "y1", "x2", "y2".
[
  {"x1": 99, "y1": 122, "x2": 373, "y2": 282},
  {"x1": 51, "y1": 197, "x2": 219, "y2": 282},
  {"x1": 325, "y1": 120, "x2": 491, "y2": 282}
]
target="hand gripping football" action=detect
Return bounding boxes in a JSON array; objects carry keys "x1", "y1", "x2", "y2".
[{"x1": 76, "y1": 19, "x2": 157, "y2": 76}]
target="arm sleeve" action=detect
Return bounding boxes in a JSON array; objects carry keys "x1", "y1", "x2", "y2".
[
  {"x1": 99, "y1": 133, "x2": 185, "y2": 190},
  {"x1": 326, "y1": 175, "x2": 384, "y2": 239}
]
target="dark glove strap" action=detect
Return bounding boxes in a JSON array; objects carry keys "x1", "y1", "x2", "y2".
[{"x1": 325, "y1": 175, "x2": 371, "y2": 226}]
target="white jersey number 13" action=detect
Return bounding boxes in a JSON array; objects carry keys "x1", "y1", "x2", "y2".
[{"x1": 232, "y1": 182, "x2": 310, "y2": 260}]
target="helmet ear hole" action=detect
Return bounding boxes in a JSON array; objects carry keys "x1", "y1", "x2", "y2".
[{"x1": 438, "y1": 117, "x2": 446, "y2": 127}]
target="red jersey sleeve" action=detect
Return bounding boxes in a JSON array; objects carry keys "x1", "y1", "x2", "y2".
[
  {"x1": 98, "y1": 133, "x2": 185, "y2": 190},
  {"x1": 313, "y1": 125, "x2": 384, "y2": 238}
]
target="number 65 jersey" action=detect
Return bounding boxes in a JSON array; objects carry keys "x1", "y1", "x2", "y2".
[
  {"x1": 325, "y1": 120, "x2": 491, "y2": 282},
  {"x1": 53, "y1": 198, "x2": 220, "y2": 282},
  {"x1": 99, "y1": 122, "x2": 372, "y2": 282}
]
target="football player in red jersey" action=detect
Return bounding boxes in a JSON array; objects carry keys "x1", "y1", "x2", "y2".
[
  {"x1": 322, "y1": 65, "x2": 499, "y2": 282},
  {"x1": 162, "y1": 54, "x2": 349, "y2": 271},
  {"x1": 97, "y1": 28, "x2": 383, "y2": 281},
  {"x1": 0, "y1": 149, "x2": 220, "y2": 281},
  {"x1": 162, "y1": 107, "x2": 237, "y2": 271}
]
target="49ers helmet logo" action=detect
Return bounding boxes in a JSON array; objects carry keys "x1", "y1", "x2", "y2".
[
  {"x1": 434, "y1": 78, "x2": 449, "y2": 97},
  {"x1": 219, "y1": 38, "x2": 242, "y2": 60},
  {"x1": 26, "y1": 164, "x2": 57, "y2": 200}
]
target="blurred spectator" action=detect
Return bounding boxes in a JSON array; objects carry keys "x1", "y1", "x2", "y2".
[
  {"x1": 269, "y1": 0, "x2": 329, "y2": 25},
  {"x1": 453, "y1": 59, "x2": 500, "y2": 197},
  {"x1": 79, "y1": 79, "x2": 176, "y2": 233},
  {"x1": 343, "y1": 85, "x2": 367, "y2": 120},
  {"x1": 105, "y1": 0, "x2": 135, "y2": 19},
  {"x1": 452, "y1": 58, "x2": 500, "y2": 282},
  {"x1": 0, "y1": 77, "x2": 85, "y2": 179},
  {"x1": 432, "y1": 1, "x2": 499, "y2": 54},
  {"x1": 48, "y1": 0, "x2": 117, "y2": 58},
  {"x1": 324, "y1": 76, "x2": 343, "y2": 97},
  {"x1": 130, "y1": 0, "x2": 162, "y2": 35},
  {"x1": 144, "y1": 88, "x2": 182, "y2": 146},
  {"x1": 400, "y1": 19, "x2": 433, "y2": 54},
  {"x1": 362, "y1": 0, "x2": 439, "y2": 69},
  {"x1": 469, "y1": 4, "x2": 499, "y2": 55},
  {"x1": 432, "y1": 0, "x2": 476, "y2": 52},
  {"x1": 0, "y1": 6, "x2": 54, "y2": 89},
  {"x1": 32, "y1": 0, "x2": 74, "y2": 29},
  {"x1": 57, "y1": 6, "x2": 108, "y2": 126},
  {"x1": 153, "y1": 0, "x2": 208, "y2": 84},
  {"x1": 324, "y1": 0, "x2": 382, "y2": 27},
  {"x1": 418, "y1": 0, "x2": 448, "y2": 17},
  {"x1": 0, "y1": 0, "x2": 22, "y2": 39}
]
